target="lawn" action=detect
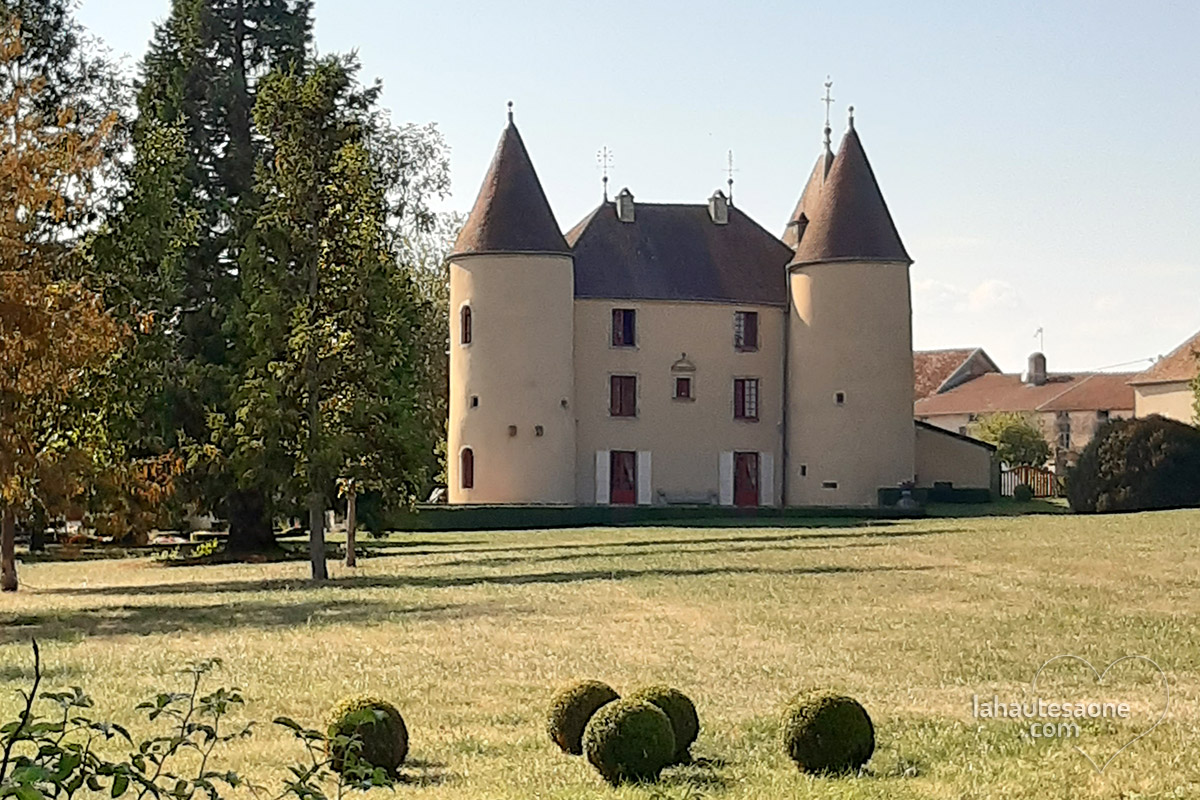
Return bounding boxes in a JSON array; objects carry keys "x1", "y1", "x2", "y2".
[{"x1": 2, "y1": 510, "x2": 1198, "y2": 799}]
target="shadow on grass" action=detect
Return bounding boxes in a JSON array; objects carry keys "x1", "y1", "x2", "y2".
[
  {"x1": 0, "y1": 600, "x2": 476, "y2": 646},
  {"x1": 422, "y1": 528, "x2": 960, "y2": 571},
  {"x1": 39, "y1": 563, "x2": 935, "y2": 600},
  {"x1": 361, "y1": 525, "x2": 953, "y2": 561},
  {"x1": 397, "y1": 758, "x2": 453, "y2": 787}
]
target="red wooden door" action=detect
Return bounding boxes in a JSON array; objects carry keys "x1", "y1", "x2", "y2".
[
  {"x1": 610, "y1": 451, "x2": 637, "y2": 505},
  {"x1": 734, "y1": 452, "x2": 759, "y2": 507}
]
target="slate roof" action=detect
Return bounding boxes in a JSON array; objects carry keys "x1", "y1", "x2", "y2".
[
  {"x1": 789, "y1": 127, "x2": 911, "y2": 267},
  {"x1": 450, "y1": 120, "x2": 570, "y2": 258},
  {"x1": 914, "y1": 372, "x2": 1137, "y2": 416},
  {"x1": 1130, "y1": 329, "x2": 1200, "y2": 385},
  {"x1": 781, "y1": 149, "x2": 834, "y2": 248},
  {"x1": 565, "y1": 202, "x2": 793, "y2": 306}
]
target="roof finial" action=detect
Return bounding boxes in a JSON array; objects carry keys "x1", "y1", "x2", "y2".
[
  {"x1": 726, "y1": 149, "x2": 737, "y2": 205},
  {"x1": 821, "y1": 76, "x2": 834, "y2": 150},
  {"x1": 597, "y1": 146, "x2": 613, "y2": 202},
  {"x1": 848, "y1": 105, "x2": 855, "y2": 130},
  {"x1": 506, "y1": 100, "x2": 514, "y2": 124}
]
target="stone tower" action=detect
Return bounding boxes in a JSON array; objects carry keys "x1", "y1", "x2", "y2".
[
  {"x1": 784, "y1": 114, "x2": 916, "y2": 505},
  {"x1": 446, "y1": 108, "x2": 576, "y2": 504}
]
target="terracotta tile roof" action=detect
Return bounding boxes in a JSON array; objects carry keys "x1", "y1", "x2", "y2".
[
  {"x1": 565, "y1": 203, "x2": 793, "y2": 306},
  {"x1": 450, "y1": 120, "x2": 570, "y2": 258},
  {"x1": 914, "y1": 371, "x2": 1137, "y2": 416},
  {"x1": 789, "y1": 126, "x2": 911, "y2": 267},
  {"x1": 914, "y1": 349, "x2": 980, "y2": 400},
  {"x1": 1130, "y1": 328, "x2": 1200, "y2": 385}
]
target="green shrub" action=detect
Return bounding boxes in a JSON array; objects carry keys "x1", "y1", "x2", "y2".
[
  {"x1": 583, "y1": 699, "x2": 675, "y2": 785},
  {"x1": 781, "y1": 692, "x2": 874, "y2": 775},
  {"x1": 1067, "y1": 416, "x2": 1200, "y2": 513},
  {"x1": 327, "y1": 696, "x2": 409, "y2": 775},
  {"x1": 627, "y1": 685, "x2": 699, "y2": 763},
  {"x1": 547, "y1": 680, "x2": 619, "y2": 755},
  {"x1": 1013, "y1": 483, "x2": 1034, "y2": 502}
]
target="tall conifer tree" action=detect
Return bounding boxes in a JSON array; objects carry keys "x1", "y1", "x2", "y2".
[{"x1": 133, "y1": 0, "x2": 313, "y2": 551}]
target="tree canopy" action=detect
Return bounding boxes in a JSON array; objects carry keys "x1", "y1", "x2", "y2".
[{"x1": 970, "y1": 412, "x2": 1052, "y2": 467}]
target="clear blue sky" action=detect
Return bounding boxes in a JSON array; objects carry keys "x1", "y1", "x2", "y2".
[{"x1": 79, "y1": 0, "x2": 1200, "y2": 374}]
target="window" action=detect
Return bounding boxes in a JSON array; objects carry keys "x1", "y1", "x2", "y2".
[
  {"x1": 800, "y1": 464, "x2": 808, "y2": 477},
  {"x1": 822, "y1": 481, "x2": 838, "y2": 490},
  {"x1": 674, "y1": 376, "x2": 692, "y2": 400},
  {"x1": 612, "y1": 309, "x2": 636, "y2": 347},
  {"x1": 835, "y1": 391, "x2": 846, "y2": 405},
  {"x1": 470, "y1": 395, "x2": 479, "y2": 408},
  {"x1": 610, "y1": 375, "x2": 637, "y2": 417},
  {"x1": 1097, "y1": 409, "x2": 1110, "y2": 423},
  {"x1": 1056, "y1": 411, "x2": 1071, "y2": 450},
  {"x1": 460, "y1": 448, "x2": 474, "y2": 489},
  {"x1": 734, "y1": 311, "x2": 758, "y2": 351},
  {"x1": 734, "y1": 378, "x2": 759, "y2": 421},
  {"x1": 460, "y1": 305, "x2": 472, "y2": 345},
  {"x1": 535, "y1": 425, "x2": 544, "y2": 437}
]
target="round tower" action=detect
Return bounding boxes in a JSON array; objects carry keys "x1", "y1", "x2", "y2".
[
  {"x1": 784, "y1": 113, "x2": 915, "y2": 506},
  {"x1": 447, "y1": 106, "x2": 576, "y2": 504}
]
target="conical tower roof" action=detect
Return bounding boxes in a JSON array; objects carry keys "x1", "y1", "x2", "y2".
[
  {"x1": 450, "y1": 112, "x2": 570, "y2": 258},
  {"x1": 781, "y1": 148, "x2": 834, "y2": 248},
  {"x1": 789, "y1": 125, "x2": 911, "y2": 266}
]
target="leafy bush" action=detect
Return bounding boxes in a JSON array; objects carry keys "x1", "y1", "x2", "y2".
[
  {"x1": 781, "y1": 692, "x2": 874, "y2": 775},
  {"x1": 1013, "y1": 483, "x2": 1034, "y2": 502},
  {"x1": 546, "y1": 680, "x2": 619, "y2": 756},
  {"x1": 626, "y1": 686, "x2": 698, "y2": 764},
  {"x1": 1, "y1": 641, "x2": 395, "y2": 800},
  {"x1": 1067, "y1": 416, "x2": 1200, "y2": 513},
  {"x1": 583, "y1": 699, "x2": 675, "y2": 785},
  {"x1": 326, "y1": 696, "x2": 408, "y2": 775},
  {"x1": 971, "y1": 412, "x2": 1051, "y2": 467}
]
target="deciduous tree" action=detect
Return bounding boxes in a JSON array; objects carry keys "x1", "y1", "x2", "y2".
[{"x1": 971, "y1": 412, "x2": 1052, "y2": 467}]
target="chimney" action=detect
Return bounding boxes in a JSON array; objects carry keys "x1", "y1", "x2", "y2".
[
  {"x1": 708, "y1": 189, "x2": 729, "y2": 225},
  {"x1": 615, "y1": 188, "x2": 635, "y2": 223},
  {"x1": 1025, "y1": 352, "x2": 1047, "y2": 386}
]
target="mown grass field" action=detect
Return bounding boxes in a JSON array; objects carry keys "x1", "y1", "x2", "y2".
[{"x1": 2, "y1": 510, "x2": 1199, "y2": 799}]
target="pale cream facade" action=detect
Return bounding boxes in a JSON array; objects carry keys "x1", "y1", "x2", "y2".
[
  {"x1": 448, "y1": 110, "x2": 927, "y2": 508},
  {"x1": 914, "y1": 423, "x2": 996, "y2": 490},
  {"x1": 787, "y1": 262, "x2": 915, "y2": 506},
  {"x1": 917, "y1": 409, "x2": 1131, "y2": 460},
  {"x1": 1134, "y1": 382, "x2": 1196, "y2": 424},
  {"x1": 448, "y1": 253, "x2": 576, "y2": 504},
  {"x1": 573, "y1": 299, "x2": 786, "y2": 506}
]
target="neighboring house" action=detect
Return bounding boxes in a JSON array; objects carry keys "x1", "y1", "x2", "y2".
[
  {"x1": 914, "y1": 353, "x2": 1136, "y2": 466},
  {"x1": 913, "y1": 348, "x2": 1000, "y2": 400},
  {"x1": 1130, "y1": 329, "x2": 1199, "y2": 425},
  {"x1": 445, "y1": 105, "x2": 990, "y2": 507}
]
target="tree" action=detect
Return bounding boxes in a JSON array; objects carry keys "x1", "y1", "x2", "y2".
[
  {"x1": 0, "y1": 13, "x2": 121, "y2": 590},
  {"x1": 231, "y1": 56, "x2": 438, "y2": 580},
  {"x1": 970, "y1": 412, "x2": 1052, "y2": 467},
  {"x1": 1067, "y1": 416, "x2": 1200, "y2": 513},
  {"x1": 131, "y1": 0, "x2": 313, "y2": 554}
]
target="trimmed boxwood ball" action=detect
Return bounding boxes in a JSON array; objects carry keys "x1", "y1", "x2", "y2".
[
  {"x1": 327, "y1": 696, "x2": 409, "y2": 774},
  {"x1": 547, "y1": 680, "x2": 620, "y2": 755},
  {"x1": 781, "y1": 692, "x2": 874, "y2": 775},
  {"x1": 583, "y1": 699, "x2": 676, "y2": 785},
  {"x1": 627, "y1": 685, "x2": 699, "y2": 763}
]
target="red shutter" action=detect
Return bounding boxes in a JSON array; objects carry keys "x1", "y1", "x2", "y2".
[
  {"x1": 734, "y1": 379, "x2": 745, "y2": 418},
  {"x1": 612, "y1": 310, "x2": 622, "y2": 346},
  {"x1": 744, "y1": 312, "x2": 757, "y2": 350},
  {"x1": 610, "y1": 376, "x2": 621, "y2": 414},
  {"x1": 622, "y1": 376, "x2": 636, "y2": 415}
]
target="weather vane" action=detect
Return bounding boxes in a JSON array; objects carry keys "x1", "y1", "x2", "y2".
[
  {"x1": 597, "y1": 146, "x2": 613, "y2": 202},
  {"x1": 726, "y1": 150, "x2": 738, "y2": 205},
  {"x1": 822, "y1": 77, "x2": 835, "y2": 128}
]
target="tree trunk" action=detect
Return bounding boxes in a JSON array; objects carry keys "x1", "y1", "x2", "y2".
[
  {"x1": 345, "y1": 488, "x2": 357, "y2": 568},
  {"x1": 225, "y1": 488, "x2": 279, "y2": 555},
  {"x1": 308, "y1": 493, "x2": 327, "y2": 580},
  {"x1": 1, "y1": 507, "x2": 17, "y2": 592}
]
